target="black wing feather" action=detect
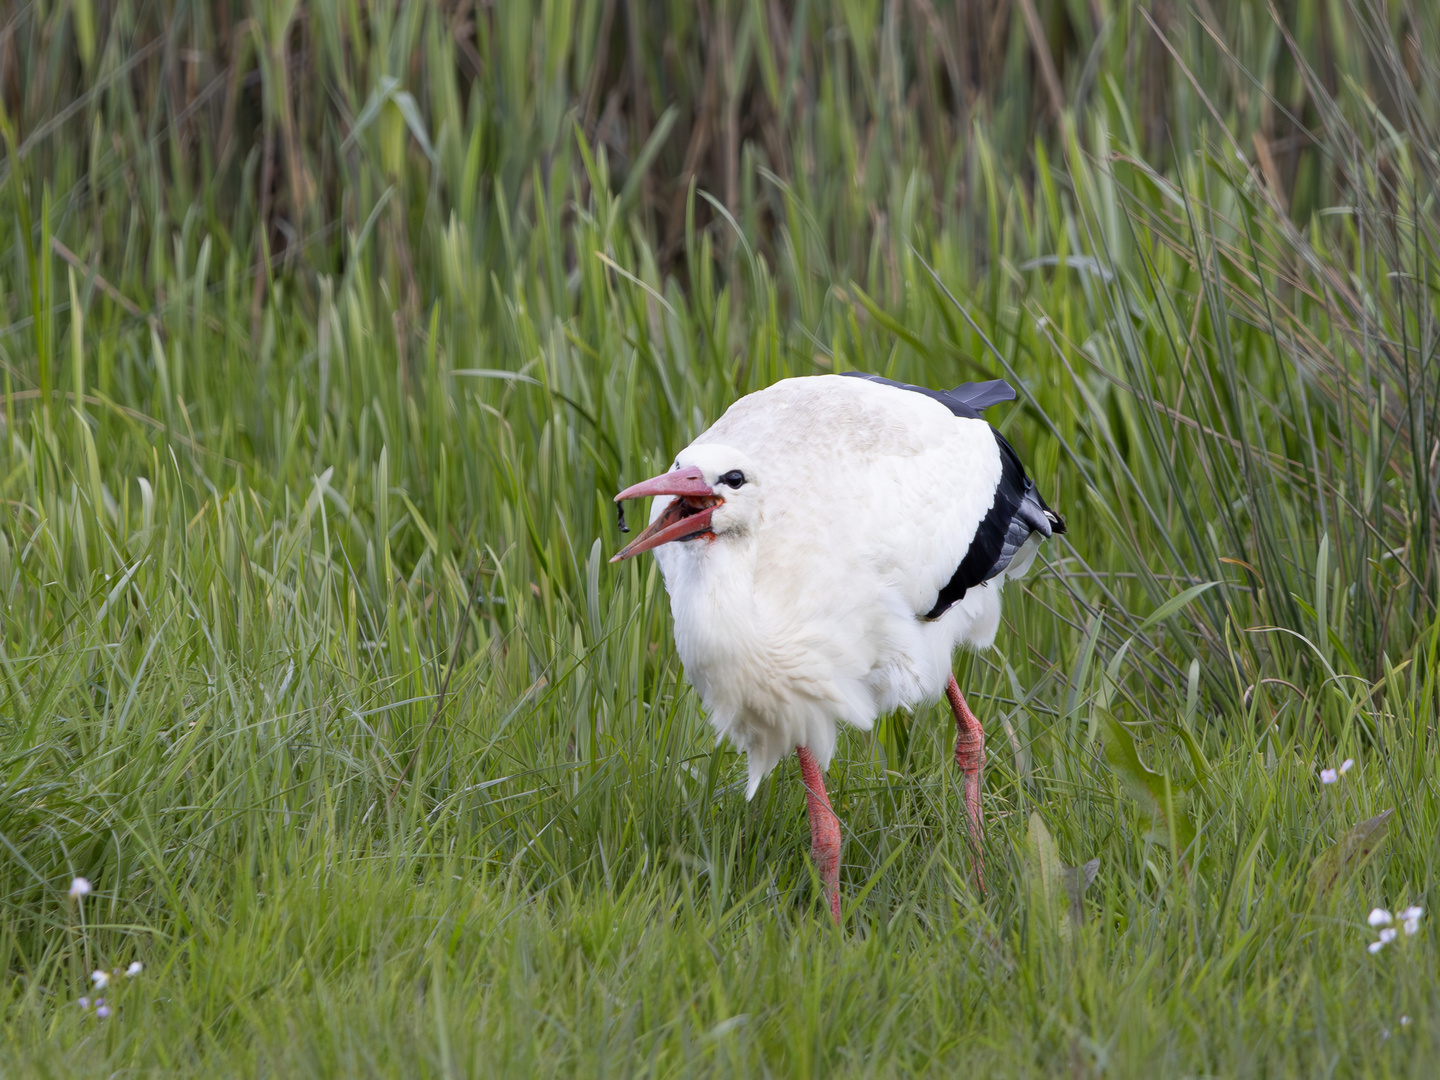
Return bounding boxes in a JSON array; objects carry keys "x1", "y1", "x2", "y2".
[
  {"x1": 949, "y1": 379, "x2": 1018, "y2": 411},
  {"x1": 839, "y1": 371, "x2": 1015, "y2": 419},
  {"x1": 923, "y1": 431, "x2": 1066, "y2": 620}
]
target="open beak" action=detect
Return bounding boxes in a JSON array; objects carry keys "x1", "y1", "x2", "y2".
[{"x1": 610, "y1": 466, "x2": 720, "y2": 562}]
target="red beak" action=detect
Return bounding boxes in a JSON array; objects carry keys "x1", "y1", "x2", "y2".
[{"x1": 610, "y1": 466, "x2": 720, "y2": 562}]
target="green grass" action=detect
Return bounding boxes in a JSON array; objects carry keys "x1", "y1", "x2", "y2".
[{"x1": 1, "y1": 0, "x2": 1439, "y2": 1075}]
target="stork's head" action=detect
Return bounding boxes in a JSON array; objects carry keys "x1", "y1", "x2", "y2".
[{"x1": 609, "y1": 444, "x2": 760, "y2": 563}]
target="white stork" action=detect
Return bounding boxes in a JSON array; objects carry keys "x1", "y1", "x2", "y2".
[{"x1": 611, "y1": 373, "x2": 1064, "y2": 922}]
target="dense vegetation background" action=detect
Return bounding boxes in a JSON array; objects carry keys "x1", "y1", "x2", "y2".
[{"x1": 1, "y1": 0, "x2": 1438, "y2": 1074}]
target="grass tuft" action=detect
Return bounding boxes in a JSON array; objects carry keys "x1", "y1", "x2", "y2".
[{"x1": 1, "y1": 1, "x2": 1438, "y2": 1074}]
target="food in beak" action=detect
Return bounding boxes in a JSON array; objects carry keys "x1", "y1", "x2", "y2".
[{"x1": 610, "y1": 466, "x2": 720, "y2": 561}]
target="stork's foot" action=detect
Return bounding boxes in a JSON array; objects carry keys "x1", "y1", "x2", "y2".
[
  {"x1": 796, "y1": 746, "x2": 842, "y2": 924},
  {"x1": 945, "y1": 675, "x2": 987, "y2": 895}
]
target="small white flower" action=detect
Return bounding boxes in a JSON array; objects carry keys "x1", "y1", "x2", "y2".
[
  {"x1": 68, "y1": 877, "x2": 91, "y2": 899},
  {"x1": 1340, "y1": 758, "x2": 1354, "y2": 774},
  {"x1": 126, "y1": 961, "x2": 143, "y2": 977},
  {"x1": 1399, "y1": 905, "x2": 1423, "y2": 922},
  {"x1": 1320, "y1": 768, "x2": 1338, "y2": 784},
  {"x1": 1369, "y1": 939, "x2": 1387, "y2": 954},
  {"x1": 1379, "y1": 927, "x2": 1398, "y2": 944},
  {"x1": 78, "y1": 997, "x2": 89, "y2": 1009},
  {"x1": 95, "y1": 1004, "x2": 111, "y2": 1018},
  {"x1": 90, "y1": 969, "x2": 109, "y2": 988},
  {"x1": 1402, "y1": 1015, "x2": 1412, "y2": 1026},
  {"x1": 1368, "y1": 908, "x2": 1393, "y2": 927},
  {"x1": 1404, "y1": 916, "x2": 1421, "y2": 935}
]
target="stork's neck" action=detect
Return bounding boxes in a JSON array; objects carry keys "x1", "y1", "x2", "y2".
[{"x1": 660, "y1": 534, "x2": 769, "y2": 698}]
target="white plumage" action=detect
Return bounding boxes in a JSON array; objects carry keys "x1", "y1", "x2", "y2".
[{"x1": 612, "y1": 372, "x2": 1063, "y2": 920}]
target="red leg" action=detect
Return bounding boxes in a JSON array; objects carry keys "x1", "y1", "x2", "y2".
[
  {"x1": 796, "y1": 746, "x2": 842, "y2": 925},
  {"x1": 945, "y1": 675, "x2": 987, "y2": 895}
]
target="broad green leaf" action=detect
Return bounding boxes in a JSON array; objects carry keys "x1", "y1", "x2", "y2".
[
  {"x1": 1100, "y1": 709, "x2": 1162, "y2": 819},
  {"x1": 1099, "y1": 708, "x2": 1198, "y2": 866},
  {"x1": 1315, "y1": 535, "x2": 1330, "y2": 666},
  {"x1": 1309, "y1": 809, "x2": 1394, "y2": 900},
  {"x1": 1025, "y1": 812, "x2": 1069, "y2": 941}
]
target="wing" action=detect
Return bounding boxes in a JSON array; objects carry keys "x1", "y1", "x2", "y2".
[
  {"x1": 831, "y1": 373, "x2": 1064, "y2": 616},
  {"x1": 923, "y1": 429, "x2": 1065, "y2": 619}
]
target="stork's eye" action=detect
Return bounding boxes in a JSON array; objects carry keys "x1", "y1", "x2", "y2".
[{"x1": 719, "y1": 470, "x2": 746, "y2": 489}]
